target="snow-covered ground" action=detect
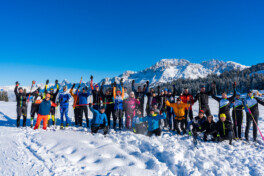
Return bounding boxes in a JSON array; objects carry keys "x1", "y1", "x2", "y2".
[{"x1": 0, "y1": 98, "x2": 264, "y2": 176}]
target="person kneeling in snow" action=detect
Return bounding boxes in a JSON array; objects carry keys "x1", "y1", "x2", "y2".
[
  {"x1": 132, "y1": 109, "x2": 147, "y2": 134},
  {"x1": 188, "y1": 110, "x2": 207, "y2": 140},
  {"x1": 216, "y1": 113, "x2": 233, "y2": 145},
  {"x1": 203, "y1": 115, "x2": 217, "y2": 141},
  {"x1": 141, "y1": 108, "x2": 166, "y2": 137},
  {"x1": 89, "y1": 103, "x2": 108, "y2": 135},
  {"x1": 34, "y1": 93, "x2": 57, "y2": 130}
]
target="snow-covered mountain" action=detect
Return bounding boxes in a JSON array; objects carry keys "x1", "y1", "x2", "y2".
[{"x1": 100, "y1": 59, "x2": 248, "y2": 86}]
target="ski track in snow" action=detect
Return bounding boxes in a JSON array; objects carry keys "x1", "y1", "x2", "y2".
[{"x1": 0, "y1": 99, "x2": 264, "y2": 176}]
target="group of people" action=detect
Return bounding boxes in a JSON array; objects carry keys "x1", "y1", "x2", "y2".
[{"x1": 14, "y1": 76, "x2": 264, "y2": 145}]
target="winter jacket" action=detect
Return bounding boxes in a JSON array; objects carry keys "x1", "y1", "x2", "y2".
[
  {"x1": 165, "y1": 100, "x2": 189, "y2": 120},
  {"x1": 211, "y1": 88, "x2": 236, "y2": 115},
  {"x1": 44, "y1": 84, "x2": 59, "y2": 102},
  {"x1": 31, "y1": 91, "x2": 43, "y2": 104},
  {"x1": 141, "y1": 112, "x2": 166, "y2": 131},
  {"x1": 35, "y1": 99, "x2": 57, "y2": 115},
  {"x1": 90, "y1": 79, "x2": 103, "y2": 104},
  {"x1": 14, "y1": 86, "x2": 30, "y2": 107},
  {"x1": 70, "y1": 88, "x2": 79, "y2": 108},
  {"x1": 57, "y1": 92, "x2": 71, "y2": 107},
  {"x1": 180, "y1": 93, "x2": 194, "y2": 110},
  {"x1": 125, "y1": 97, "x2": 140, "y2": 113},
  {"x1": 193, "y1": 90, "x2": 212, "y2": 108},
  {"x1": 203, "y1": 121, "x2": 217, "y2": 134},
  {"x1": 132, "y1": 116, "x2": 144, "y2": 128},
  {"x1": 216, "y1": 120, "x2": 233, "y2": 137},
  {"x1": 89, "y1": 106, "x2": 108, "y2": 126},
  {"x1": 132, "y1": 84, "x2": 148, "y2": 100},
  {"x1": 113, "y1": 85, "x2": 125, "y2": 110},
  {"x1": 243, "y1": 96, "x2": 264, "y2": 117},
  {"x1": 78, "y1": 92, "x2": 90, "y2": 105},
  {"x1": 192, "y1": 116, "x2": 207, "y2": 129}
]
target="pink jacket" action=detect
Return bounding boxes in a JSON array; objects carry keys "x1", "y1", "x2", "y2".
[{"x1": 125, "y1": 97, "x2": 140, "y2": 111}]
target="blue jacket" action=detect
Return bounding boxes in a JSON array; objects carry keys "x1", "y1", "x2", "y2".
[
  {"x1": 141, "y1": 112, "x2": 166, "y2": 131},
  {"x1": 38, "y1": 100, "x2": 52, "y2": 115},
  {"x1": 78, "y1": 92, "x2": 90, "y2": 105},
  {"x1": 132, "y1": 116, "x2": 144, "y2": 128},
  {"x1": 114, "y1": 96, "x2": 123, "y2": 110},
  {"x1": 89, "y1": 107, "x2": 108, "y2": 126},
  {"x1": 58, "y1": 92, "x2": 71, "y2": 107}
]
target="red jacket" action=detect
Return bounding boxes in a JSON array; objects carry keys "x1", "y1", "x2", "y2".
[{"x1": 180, "y1": 93, "x2": 194, "y2": 110}]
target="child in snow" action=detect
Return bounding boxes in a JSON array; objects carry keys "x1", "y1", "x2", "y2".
[
  {"x1": 166, "y1": 97, "x2": 190, "y2": 134},
  {"x1": 34, "y1": 93, "x2": 57, "y2": 130},
  {"x1": 141, "y1": 108, "x2": 166, "y2": 137},
  {"x1": 132, "y1": 109, "x2": 147, "y2": 134},
  {"x1": 89, "y1": 104, "x2": 108, "y2": 135},
  {"x1": 216, "y1": 113, "x2": 233, "y2": 145},
  {"x1": 124, "y1": 91, "x2": 140, "y2": 129}
]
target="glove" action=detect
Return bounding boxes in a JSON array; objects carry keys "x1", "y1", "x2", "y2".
[
  {"x1": 37, "y1": 87, "x2": 41, "y2": 92},
  {"x1": 89, "y1": 103, "x2": 92, "y2": 107},
  {"x1": 233, "y1": 82, "x2": 236, "y2": 88},
  {"x1": 120, "y1": 79, "x2": 124, "y2": 86},
  {"x1": 55, "y1": 80, "x2": 58, "y2": 84},
  {"x1": 146, "y1": 81, "x2": 149, "y2": 86},
  {"x1": 32, "y1": 80, "x2": 36, "y2": 85},
  {"x1": 188, "y1": 131, "x2": 192, "y2": 136},
  {"x1": 15, "y1": 81, "x2": 19, "y2": 87},
  {"x1": 132, "y1": 80, "x2": 135, "y2": 85},
  {"x1": 77, "y1": 84, "x2": 81, "y2": 89},
  {"x1": 216, "y1": 134, "x2": 220, "y2": 142},
  {"x1": 90, "y1": 75, "x2": 93, "y2": 80},
  {"x1": 46, "y1": 80, "x2": 49, "y2": 85},
  {"x1": 114, "y1": 82, "x2": 117, "y2": 87},
  {"x1": 71, "y1": 83, "x2": 75, "y2": 89}
]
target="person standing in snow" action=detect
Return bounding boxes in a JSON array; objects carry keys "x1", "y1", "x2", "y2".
[
  {"x1": 164, "y1": 85, "x2": 177, "y2": 130},
  {"x1": 211, "y1": 82, "x2": 236, "y2": 122},
  {"x1": 243, "y1": 90, "x2": 264, "y2": 142},
  {"x1": 70, "y1": 83, "x2": 81, "y2": 126},
  {"x1": 193, "y1": 85, "x2": 212, "y2": 117},
  {"x1": 166, "y1": 97, "x2": 190, "y2": 134},
  {"x1": 77, "y1": 85, "x2": 90, "y2": 128},
  {"x1": 124, "y1": 91, "x2": 140, "y2": 129},
  {"x1": 30, "y1": 87, "x2": 42, "y2": 128},
  {"x1": 89, "y1": 103, "x2": 108, "y2": 135},
  {"x1": 141, "y1": 108, "x2": 166, "y2": 137},
  {"x1": 56, "y1": 86, "x2": 72, "y2": 129},
  {"x1": 14, "y1": 81, "x2": 31, "y2": 127},
  {"x1": 132, "y1": 80, "x2": 149, "y2": 114},
  {"x1": 230, "y1": 93, "x2": 244, "y2": 139},
  {"x1": 90, "y1": 75, "x2": 103, "y2": 110},
  {"x1": 113, "y1": 81, "x2": 125, "y2": 130},
  {"x1": 34, "y1": 94, "x2": 57, "y2": 130}
]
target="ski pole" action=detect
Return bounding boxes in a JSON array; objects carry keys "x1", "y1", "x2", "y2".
[{"x1": 246, "y1": 104, "x2": 264, "y2": 142}]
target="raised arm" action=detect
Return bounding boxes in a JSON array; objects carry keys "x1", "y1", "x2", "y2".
[
  {"x1": 90, "y1": 75, "x2": 94, "y2": 90},
  {"x1": 227, "y1": 83, "x2": 237, "y2": 101},
  {"x1": 14, "y1": 82, "x2": 19, "y2": 96}
]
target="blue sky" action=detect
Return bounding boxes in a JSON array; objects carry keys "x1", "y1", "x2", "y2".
[{"x1": 0, "y1": 0, "x2": 263, "y2": 86}]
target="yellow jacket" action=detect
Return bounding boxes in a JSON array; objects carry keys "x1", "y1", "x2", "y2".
[{"x1": 166, "y1": 100, "x2": 189, "y2": 120}]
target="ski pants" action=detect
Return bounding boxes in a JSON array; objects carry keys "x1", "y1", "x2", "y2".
[
  {"x1": 174, "y1": 119, "x2": 185, "y2": 134},
  {"x1": 105, "y1": 107, "x2": 115, "y2": 128},
  {"x1": 245, "y1": 112, "x2": 258, "y2": 140},
  {"x1": 30, "y1": 104, "x2": 39, "y2": 118},
  {"x1": 60, "y1": 106, "x2": 70, "y2": 125},
  {"x1": 219, "y1": 130, "x2": 233, "y2": 144},
  {"x1": 184, "y1": 109, "x2": 193, "y2": 130},
  {"x1": 113, "y1": 109, "x2": 123, "y2": 129},
  {"x1": 17, "y1": 106, "x2": 27, "y2": 127},
  {"x1": 34, "y1": 114, "x2": 48, "y2": 130},
  {"x1": 166, "y1": 107, "x2": 174, "y2": 129},
  {"x1": 147, "y1": 128, "x2": 162, "y2": 137},
  {"x1": 125, "y1": 109, "x2": 136, "y2": 129},
  {"x1": 91, "y1": 124, "x2": 108, "y2": 135},
  {"x1": 74, "y1": 107, "x2": 81, "y2": 125},
  {"x1": 79, "y1": 106, "x2": 89, "y2": 127},
  {"x1": 232, "y1": 110, "x2": 243, "y2": 138}
]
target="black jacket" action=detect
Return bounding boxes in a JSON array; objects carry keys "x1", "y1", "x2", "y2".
[
  {"x1": 14, "y1": 86, "x2": 30, "y2": 107},
  {"x1": 194, "y1": 90, "x2": 212, "y2": 108},
  {"x1": 216, "y1": 120, "x2": 233, "y2": 137},
  {"x1": 203, "y1": 121, "x2": 217, "y2": 134}
]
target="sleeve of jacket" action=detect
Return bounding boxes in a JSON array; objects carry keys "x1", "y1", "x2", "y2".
[
  {"x1": 90, "y1": 79, "x2": 94, "y2": 90},
  {"x1": 14, "y1": 86, "x2": 18, "y2": 97},
  {"x1": 51, "y1": 101, "x2": 57, "y2": 107},
  {"x1": 257, "y1": 98, "x2": 264, "y2": 106},
  {"x1": 211, "y1": 93, "x2": 221, "y2": 102},
  {"x1": 165, "y1": 100, "x2": 171, "y2": 107},
  {"x1": 228, "y1": 88, "x2": 236, "y2": 102}
]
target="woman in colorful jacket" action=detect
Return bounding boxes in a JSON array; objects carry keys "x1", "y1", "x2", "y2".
[
  {"x1": 124, "y1": 91, "x2": 140, "y2": 129},
  {"x1": 113, "y1": 82, "x2": 125, "y2": 130},
  {"x1": 34, "y1": 93, "x2": 57, "y2": 130}
]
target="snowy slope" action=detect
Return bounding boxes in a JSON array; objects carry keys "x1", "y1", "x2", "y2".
[
  {"x1": 0, "y1": 98, "x2": 264, "y2": 176},
  {"x1": 101, "y1": 59, "x2": 248, "y2": 86}
]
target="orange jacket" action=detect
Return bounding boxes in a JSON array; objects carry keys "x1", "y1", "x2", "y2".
[
  {"x1": 179, "y1": 94, "x2": 194, "y2": 110},
  {"x1": 70, "y1": 88, "x2": 79, "y2": 108},
  {"x1": 166, "y1": 100, "x2": 189, "y2": 120}
]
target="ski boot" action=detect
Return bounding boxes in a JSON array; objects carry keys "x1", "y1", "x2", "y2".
[
  {"x1": 66, "y1": 123, "x2": 69, "y2": 127},
  {"x1": 60, "y1": 123, "x2": 64, "y2": 129}
]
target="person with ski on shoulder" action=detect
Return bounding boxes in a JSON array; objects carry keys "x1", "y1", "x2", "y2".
[
  {"x1": 14, "y1": 81, "x2": 31, "y2": 127},
  {"x1": 56, "y1": 86, "x2": 72, "y2": 129},
  {"x1": 211, "y1": 81, "x2": 236, "y2": 122},
  {"x1": 140, "y1": 108, "x2": 166, "y2": 137},
  {"x1": 216, "y1": 113, "x2": 233, "y2": 145},
  {"x1": 166, "y1": 97, "x2": 190, "y2": 134},
  {"x1": 193, "y1": 85, "x2": 212, "y2": 117},
  {"x1": 132, "y1": 109, "x2": 147, "y2": 134},
  {"x1": 230, "y1": 93, "x2": 244, "y2": 139},
  {"x1": 33, "y1": 93, "x2": 57, "y2": 130},
  {"x1": 243, "y1": 90, "x2": 264, "y2": 142},
  {"x1": 89, "y1": 103, "x2": 108, "y2": 135}
]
